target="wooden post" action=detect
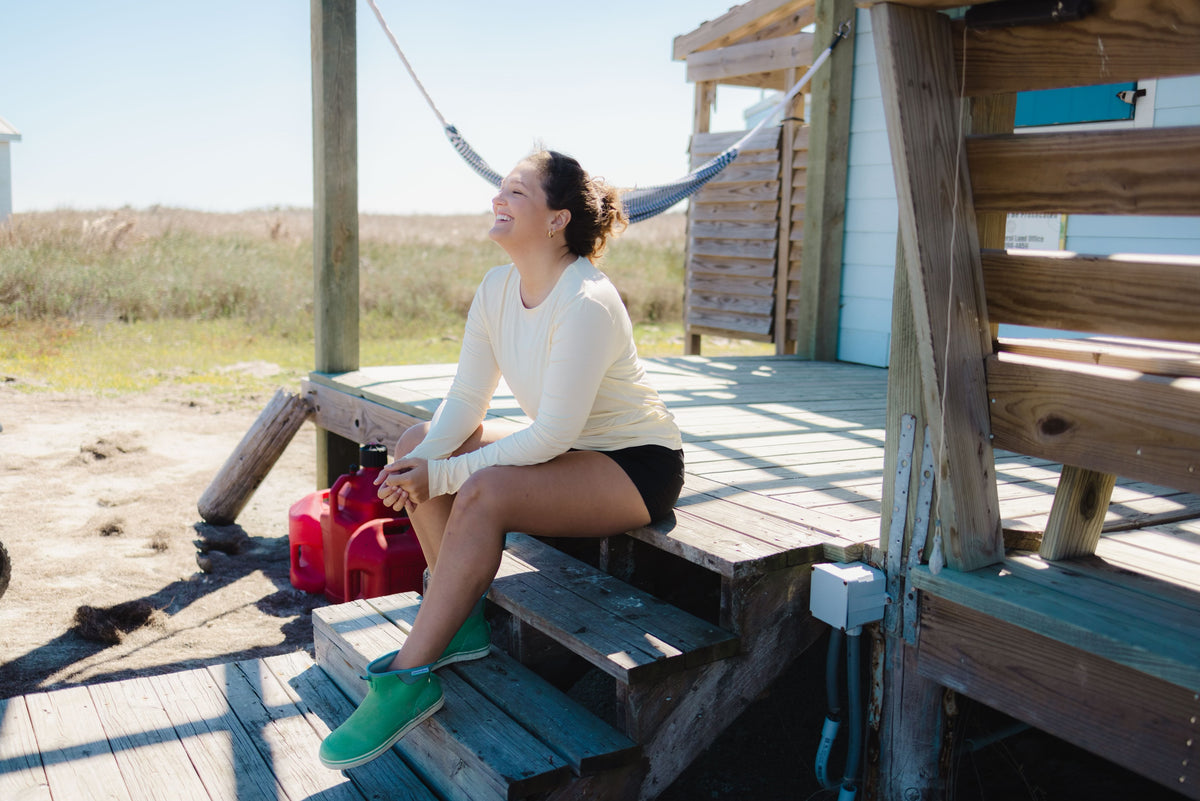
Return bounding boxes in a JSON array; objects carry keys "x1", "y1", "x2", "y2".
[
  {"x1": 312, "y1": 0, "x2": 361, "y2": 487},
  {"x1": 1039, "y1": 465, "x2": 1117, "y2": 560},
  {"x1": 774, "y1": 68, "x2": 799, "y2": 355},
  {"x1": 873, "y1": 244, "x2": 948, "y2": 801},
  {"x1": 873, "y1": 3, "x2": 1003, "y2": 572},
  {"x1": 684, "y1": 80, "x2": 715, "y2": 357},
  {"x1": 198, "y1": 390, "x2": 313, "y2": 526},
  {"x1": 872, "y1": 22, "x2": 1020, "y2": 801},
  {"x1": 794, "y1": 0, "x2": 854, "y2": 361}
]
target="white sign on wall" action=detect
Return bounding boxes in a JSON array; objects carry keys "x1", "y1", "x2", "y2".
[{"x1": 1004, "y1": 213, "x2": 1065, "y2": 250}]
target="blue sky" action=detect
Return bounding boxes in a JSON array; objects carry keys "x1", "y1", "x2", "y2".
[{"x1": 2, "y1": 1, "x2": 766, "y2": 215}]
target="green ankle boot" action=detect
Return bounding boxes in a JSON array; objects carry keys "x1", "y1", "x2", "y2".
[
  {"x1": 433, "y1": 595, "x2": 492, "y2": 669},
  {"x1": 319, "y1": 653, "x2": 444, "y2": 770}
]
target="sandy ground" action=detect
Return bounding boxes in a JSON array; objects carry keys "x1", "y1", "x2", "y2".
[
  {"x1": 0, "y1": 384, "x2": 1184, "y2": 800},
  {"x1": 0, "y1": 384, "x2": 322, "y2": 699}
]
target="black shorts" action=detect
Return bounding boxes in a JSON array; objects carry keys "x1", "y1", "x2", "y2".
[{"x1": 595, "y1": 444, "x2": 685, "y2": 523}]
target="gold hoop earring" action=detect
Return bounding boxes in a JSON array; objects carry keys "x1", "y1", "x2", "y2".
[{"x1": 547, "y1": 228, "x2": 555, "y2": 238}]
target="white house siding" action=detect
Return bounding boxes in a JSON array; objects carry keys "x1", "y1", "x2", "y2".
[{"x1": 837, "y1": 7, "x2": 898, "y2": 367}]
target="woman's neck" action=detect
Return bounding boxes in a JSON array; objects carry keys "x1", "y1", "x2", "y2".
[{"x1": 511, "y1": 246, "x2": 577, "y2": 308}]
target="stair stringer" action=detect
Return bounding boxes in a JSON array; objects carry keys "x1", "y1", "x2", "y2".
[{"x1": 623, "y1": 562, "x2": 825, "y2": 800}]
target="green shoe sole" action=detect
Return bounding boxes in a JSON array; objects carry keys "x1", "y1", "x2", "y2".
[{"x1": 432, "y1": 640, "x2": 491, "y2": 669}]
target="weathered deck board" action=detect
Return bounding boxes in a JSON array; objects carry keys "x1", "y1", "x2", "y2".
[
  {"x1": 25, "y1": 684, "x2": 133, "y2": 801},
  {"x1": 0, "y1": 695, "x2": 52, "y2": 801},
  {"x1": 2, "y1": 652, "x2": 434, "y2": 801}
]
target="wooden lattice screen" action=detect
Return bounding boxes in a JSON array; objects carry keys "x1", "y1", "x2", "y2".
[{"x1": 684, "y1": 124, "x2": 808, "y2": 347}]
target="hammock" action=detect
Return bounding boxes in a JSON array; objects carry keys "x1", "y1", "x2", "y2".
[{"x1": 366, "y1": 0, "x2": 850, "y2": 223}]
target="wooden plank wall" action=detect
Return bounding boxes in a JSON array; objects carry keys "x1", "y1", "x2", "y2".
[
  {"x1": 686, "y1": 125, "x2": 808, "y2": 344},
  {"x1": 783, "y1": 124, "x2": 810, "y2": 344}
]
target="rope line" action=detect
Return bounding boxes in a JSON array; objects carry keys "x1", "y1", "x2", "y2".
[
  {"x1": 365, "y1": 0, "x2": 449, "y2": 128},
  {"x1": 364, "y1": 0, "x2": 851, "y2": 222}
]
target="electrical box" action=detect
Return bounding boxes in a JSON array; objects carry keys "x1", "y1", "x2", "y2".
[{"x1": 810, "y1": 562, "x2": 887, "y2": 632}]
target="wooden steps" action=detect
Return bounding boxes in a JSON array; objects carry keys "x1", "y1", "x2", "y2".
[
  {"x1": 491, "y1": 533, "x2": 738, "y2": 682},
  {"x1": 314, "y1": 531, "x2": 743, "y2": 800},
  {"x1": 315, "y1": 596, "x2": 621, "y2": 801},
  {"x1": 300, "y1": 357, "x2": 886, "y2": 797}
]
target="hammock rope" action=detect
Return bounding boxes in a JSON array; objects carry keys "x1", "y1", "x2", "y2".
[{"x1": 366, "y1": 0, "x2": 851, "y2": 222}]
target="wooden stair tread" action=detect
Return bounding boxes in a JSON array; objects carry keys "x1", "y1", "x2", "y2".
[
  {"x1": 911, "y1": 554, "x2": 1200, "y2": 692},
  {"x1": 314, "y1": 599, "x2": 568, "y2": 800},
  {"x1": 492, "y1": 532, "x2": 739, "y2": 684},
  {"x1": 369, "y1": 592, "x2": 642, "y2": 776},
  {"x1": 314, "y1": 594, "x2": 640, "y2": 800}
]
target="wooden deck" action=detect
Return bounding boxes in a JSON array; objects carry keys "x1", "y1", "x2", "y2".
[
  {"x1": 304, "y1": 355, "x2": 1199, "y2": 561},
  {"x1": 4, "y1": 356, "x2": 1199, "y2": 798},
  {"x1": 0, "y1": 651, "x2": 438, "y2": 801}
]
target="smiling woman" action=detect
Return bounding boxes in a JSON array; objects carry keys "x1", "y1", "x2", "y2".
[{"x1": 318, "y1": 148, "x2": 686, "y2": 770}]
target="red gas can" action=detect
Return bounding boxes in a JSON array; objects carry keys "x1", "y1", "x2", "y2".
[
  {"x1": 321, "y1": 443, "x2": 394, "y2": 603},
  {"x1": 344, "y1": 516, "x2": 426, "y2": 601},
  {"x1": 288, "y1": 488, "x2": 329, "y2": 594}
]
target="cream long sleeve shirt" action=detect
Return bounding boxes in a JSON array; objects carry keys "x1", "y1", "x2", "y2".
[{"x1": 405, "y1": 256, "x2": 682, "y2": 498}]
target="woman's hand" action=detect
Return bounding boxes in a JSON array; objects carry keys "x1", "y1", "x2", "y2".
[{"x1": 374, "y1": 457, "x2": 431, "y2": 511}]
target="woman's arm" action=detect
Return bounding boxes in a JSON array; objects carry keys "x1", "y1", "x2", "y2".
[
  {"x1": 404, "y1": 286, "x2": 500, "y2": 462},
  {"x1": 425, "y1": 295, "x2": 618, "y2": 496}
]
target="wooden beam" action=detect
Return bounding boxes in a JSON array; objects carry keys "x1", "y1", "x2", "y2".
[
  {"x1": 690, "y1": 126, "x2": 784, "y2": 156},
  {"x1": 775, "y1": 67, "x2": 799, "y2": 355},
  {"x1": 997, "y1": 337, "x2": 1200, "y2": 377},
  {"x1": 312, "y1": 0, "x2": 360, "y2": 486},
  {"x1": 986, "y1": 351, "x2": 1200, "y2": 494},
  {"x1": 1039, "y1": 464, "x2": 1116, "y2": 560},
  {"x1": 952, "y1": 0, "x2": 1200, "y2": 96},
  {"x1": 874, "y1": 237, "x2": 947, "y2": 801},
  {"x1": 684, "y1": 80, "x2": 716, "y2": 357},
  {"x1": 302, "y1": 378, "x2": 424, "y2": 447},
  {"x1": 969, "y1": 92, "x2": 1016, "y2": 342},
  {"x1": 917, "y1": 595, "x2": 1200, "y2": 798},
  {"x1": 198, "y1": 389, "x2": 312, "y2": 525},
  {"x1": 793, "y1": 0, "x2": 854, "y2": 361},
  {"x1": 983, "y1": 250, "x2": 1200, "y2": 343},
  {"x1": 969, "y1": 127, "x2": 1200, "y2": 216},
  {"x1": 673, "y1": 0, "x2": 813, "y2": 60},
  {"x1": 873, "y1": 2, "x2": 1003, "y2": 571},
  {"x1": 686, "y1": 34, "x2": 814, "y2": 84}
]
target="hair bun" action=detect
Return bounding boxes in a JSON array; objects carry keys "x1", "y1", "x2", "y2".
[{"x1": 527, "y1": 150, "x2": 628, "y2": 260}]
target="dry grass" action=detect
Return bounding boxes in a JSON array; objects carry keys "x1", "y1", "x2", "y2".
[{"x1": 0, "y1": 208, "x2": 769, "y2": 398}]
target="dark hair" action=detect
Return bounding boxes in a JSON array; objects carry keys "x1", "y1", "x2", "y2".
[{"x1": 526, "y1": 149, "x2": 627, "y2": 260}]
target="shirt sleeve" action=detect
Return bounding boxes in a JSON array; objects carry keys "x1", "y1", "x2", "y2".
[
  {"x1": 424, "y1": 294, "x2": 619, "y2": 497},
  {"x1": 404, "y1": 284, "x2": 500, "y2": 464}
]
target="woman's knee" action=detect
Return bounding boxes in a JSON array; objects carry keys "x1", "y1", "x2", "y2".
[
  {"x1": 453, "y1": 468, "x2": 512, "y2": 521},
  {"x1": 395, "y1": 422, "x2": 431, "y2": 456}
]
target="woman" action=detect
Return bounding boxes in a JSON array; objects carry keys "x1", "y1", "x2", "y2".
[{"x1": 319, "y1": 149, "x2": 684, "y2": 770}]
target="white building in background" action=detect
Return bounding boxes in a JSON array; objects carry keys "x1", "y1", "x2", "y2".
[{"x1": 0, "y1": 116, "x2": 21, "y2": 223}]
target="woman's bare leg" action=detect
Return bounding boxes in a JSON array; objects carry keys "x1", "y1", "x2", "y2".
[
  {"x1": 389, "y1": 450, "x2": 652, "y2": 670},
  {"x1": 390, "y1": 420, "x2": 522, "y2": 575}
]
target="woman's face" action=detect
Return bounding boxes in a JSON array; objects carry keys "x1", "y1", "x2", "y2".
[{"x1": 489, "y1": 160, "x2": 556, "y2": 249}]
